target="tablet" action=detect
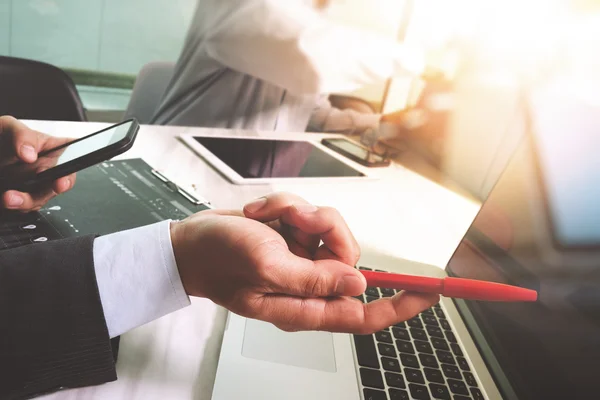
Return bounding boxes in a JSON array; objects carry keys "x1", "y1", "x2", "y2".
[{"x1": 180, "y1": 134, "x2": 369, "y2": 184}]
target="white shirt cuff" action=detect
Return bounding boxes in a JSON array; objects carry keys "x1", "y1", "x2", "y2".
[{"x1": 92, "y1": 220, "x2": 191, "y2": 338}]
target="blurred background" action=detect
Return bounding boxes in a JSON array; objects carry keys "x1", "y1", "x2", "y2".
[{"x1": 4, "y1": 0, "x2": 595, "y2": 122}]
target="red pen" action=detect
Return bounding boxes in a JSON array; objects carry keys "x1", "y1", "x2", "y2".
[{"x1": 360, "y1": 271, "x2": 538, "y2": 302}]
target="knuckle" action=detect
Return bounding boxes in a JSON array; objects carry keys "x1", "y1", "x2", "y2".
[{"x1": 303, "y1": 272, "x2": 330, "y2": 296}]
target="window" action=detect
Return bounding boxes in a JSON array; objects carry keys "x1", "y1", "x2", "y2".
[{"x1": 0, "y1": 0, "x2": 196, "y2": 120}]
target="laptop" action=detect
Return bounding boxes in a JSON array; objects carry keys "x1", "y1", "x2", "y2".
[{"x1": 210, "y1": 74, "x2": 600, "y2": 399}]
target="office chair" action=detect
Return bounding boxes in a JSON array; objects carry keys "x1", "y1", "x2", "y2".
[
  {"x1": 124, "y1": 61, "x2": 175, "y2": 124},
  {"x1": 0, "y1": 56, "x2": 86, "y2": 121}
]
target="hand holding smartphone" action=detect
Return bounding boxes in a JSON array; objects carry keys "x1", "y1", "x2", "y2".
[{"x1": 0, "y1": 119, "x2": 139, "y2": 193}]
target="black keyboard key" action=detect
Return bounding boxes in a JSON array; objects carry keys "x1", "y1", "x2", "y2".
[
  {"x1": 404, "y1": 368, "x2": 425, "y2": 384},
  {"x1": 422, "y1": 315, "x2": 439, "y2": 326},
  {"x1": 354, "y1": 335, "x2": 380, "y2": 369},
  {"x1": 457, "y1": 357, "x2": 470, "y2": 371},
  {"x1": 408, "y1": 318, "x2": 424, "y2": 329},
  {"x1": 378, "y1": 343, "x2": 396, "y2": 357},
  {"x1": 385, "y1": 372, "x2": 406, "y2": 389},
  {"x1": 376, "y1": 330, "x2": 393, "y2": 344},
  {"x1": 464, "y1": 371, "x2": 478, "y2": 387},
  {"x1": 381, "y1": 357, "x2": 402, "y2": 372},
  {"x1": 410, "y1": 328, "x2": 428, "y2": 341},
  {"x1": 392, "y1": 327, "x2": 410, "y2": 341},
  {"x1": 436, "y1": 350, "x2": 456, "y2": 365},
  {"x1": 454, "y1": 396, "x2": 471, "y2": 400},
  {"x1": 366, "y1": 287, "x2": 380, "y2": 297},
  {"x1": 441, "y1": 364, "x2": 462, "y2": 380},
  {"x1": 354, "y1": 294, "x2": 365, "y2": 302},
  {"x1": 424, "y1": 368, "x2": 445, "y2": 384},
  {"x1": 448, "y1": 379, "x2": 469, "y2": 395},
  {"x1": 440, "y1": 319, "x2": 451, "y2": 330},
  {"x1": 409, "y1": 383, "x2": 431, "y2": 400},
  {"x1": 431, "y1": 337, "x2": 450, "y2": 351},
  {"x1": 390, "y1": 388, "x2": 410, "y2": 400},
  {"x1": 366, "y1": 295, "x2": 379, "y2": 303},
  {"x1": 360, "y1": 368, "x2": 385, "y2": 389},
  {"x1": 419, "y1": 353, "x2": 439, "y2": 369},
  {"x1": 450, "y1": 343, "x2": 463, "y2": 357},
  {"x1": 396, "y1": 340, "x2": 415, "y2": 354},
  {"x1": 446, "y1": 331, "x2": 458, "y2": 343},
  {"x1": 422, "y1": 308, "x2": 434, "y2": 315},
  {"x1": 380, "y1": 287, "x2": 396, "y2": 297},
  {"x1": 434, "y1": 307, "x2": 445, "y2": 318},
  {"x1": 400, "y1": 353, "x2": 420, "y2": 368},
  {"x1": 429, "y1": 383, "x2": 451, "y2": 400},
  {"x1": 394, "y1": 321, "x2": 407, "y2": 328},
  {"x1": 363, "y1": 388, "x2": 387, "y2": 400},
  {"x1": 415, "y1": 340, "x2": 434, "y2": 354},
  {"x1": 471, "y1": 387, "x2": 485, "y2": 400},
  {"x1": 427, "y1": 326, "x2": 445, "y2": 338}
]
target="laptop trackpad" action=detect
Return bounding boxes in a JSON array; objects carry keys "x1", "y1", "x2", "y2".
[{"x1": 241, "y1": 319, "x2": 337, "y2": 373}]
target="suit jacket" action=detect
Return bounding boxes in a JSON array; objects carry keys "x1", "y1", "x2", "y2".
[{"x1": 0, "y1": 235, "x2": 119, "y2": 400}]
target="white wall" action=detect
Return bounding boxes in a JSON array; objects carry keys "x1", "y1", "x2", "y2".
[{"x1": 0, "y1": 0, "x2": 10, "y2": 54}]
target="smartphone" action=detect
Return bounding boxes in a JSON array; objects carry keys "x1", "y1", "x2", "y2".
[
  {"x1": 321, "y1": 138, "x2": 390, "y2": 167},
  {"x1": 0, "y1": 119, "x2": 139, "y2": 192}
]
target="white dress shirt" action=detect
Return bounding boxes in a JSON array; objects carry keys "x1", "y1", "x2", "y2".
[{"x1": 92, "y1": 221, "x2": 190, "y2": 338}]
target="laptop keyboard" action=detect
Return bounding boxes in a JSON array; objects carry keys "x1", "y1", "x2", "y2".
[{"x1": 353, "y1": 267, "x2": 484, "y2": 400}]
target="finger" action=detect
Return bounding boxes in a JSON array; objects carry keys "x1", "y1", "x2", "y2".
[
  {"x1": 242, "y1": 192, "x2": 311, "y2": 221},
  {"x1": 0, "y1": 116, "x2": 41, "y2": 163},
  {"x1": 52, "y1": 173, "x2": 76, "y2": 194},
  {"x1": 265, "y1": 253, "x2": 366, "y2": 297},
  {"x1": 243, "y1": 192, "x2": 360, "y2": 266},
  {"x1": 2, "y1": 189, "x2": 56, "y2": 212},
  {"x1": 256, "y1": 291, "x2": 439, "y2": 334},
  {"x1": 281, "y1": 205, "x2": 360, "y2": 266},
  {"x1": 288, "y1": 225, "x2": 320, "y2": 256}
]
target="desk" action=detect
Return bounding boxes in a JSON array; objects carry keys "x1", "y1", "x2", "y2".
[{"x1": 25, "y1": 121, "x2": 479, "y2": 400}]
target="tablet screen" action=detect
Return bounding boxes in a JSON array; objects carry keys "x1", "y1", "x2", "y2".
[{"x1": 192, "y1": 137, "x2": 365, "y2": 179}]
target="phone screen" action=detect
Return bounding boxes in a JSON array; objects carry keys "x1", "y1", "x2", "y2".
[
  {"x1": 0, "y1": 120, "x2": 134, "y2": 184},
  {"x1": 327, "y1": 139, "x2": 384, "y2": 162}
]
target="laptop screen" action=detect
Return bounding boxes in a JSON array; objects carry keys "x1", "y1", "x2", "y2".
[{"x1": 445, "y1": 80, "x2": 600, "y2": 399}]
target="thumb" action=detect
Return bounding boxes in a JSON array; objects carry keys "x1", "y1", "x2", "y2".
[
  {"x1": 267, "y1": 254, "x2": 367, "y2": 298},
  {"x1": 13, "y1": 130, "x2": 40, "y2": 164}
]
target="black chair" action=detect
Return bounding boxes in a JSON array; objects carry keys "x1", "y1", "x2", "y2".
[{"x1": 0, "y1": 56, "x2": 86, "y2": 121}]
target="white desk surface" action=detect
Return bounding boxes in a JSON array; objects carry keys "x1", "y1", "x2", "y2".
[{"x1": 25, "y1": 120, "x2": 480, "y2": 400}]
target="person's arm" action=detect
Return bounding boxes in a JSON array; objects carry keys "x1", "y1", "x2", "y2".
[
  {"x1": 0, "y1": 236, "x2": 117, "y2": 400},
  {"x1": 202, "y1": 0, "x2": 425, "y2": 95},
  {"x1": 0, "y1": 221, "x2": 189, "y2": 400},
  {"x1": 307, "y1": 95, "x2": 382, "y2": 134}
]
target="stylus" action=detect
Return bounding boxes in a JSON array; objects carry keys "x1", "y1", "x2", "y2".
[{"x1": 360, "y1": 270, "x2": 538, "y2": 302}]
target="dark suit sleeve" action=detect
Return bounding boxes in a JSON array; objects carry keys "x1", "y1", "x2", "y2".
[{"x1": 0, "y1": 235, "x2": 118, "y2": 400}]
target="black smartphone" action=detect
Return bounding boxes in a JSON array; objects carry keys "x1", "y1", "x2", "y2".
[
  {"x1": 321, "y1": 138, "x2": 390, "y2": 167},
  {"x1": 0, "y1": 119, "x2": 139, "y2": 192}
]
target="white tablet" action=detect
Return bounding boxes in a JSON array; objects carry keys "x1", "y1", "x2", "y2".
[{"x1": 180, "y1": 134, "x2": 371, "y2": 185}]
